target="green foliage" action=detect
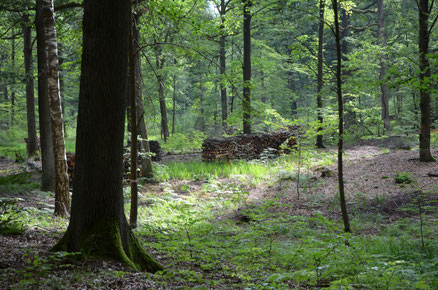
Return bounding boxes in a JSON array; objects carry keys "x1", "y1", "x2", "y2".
[{"x1": 394, "y1": 171, "x2": 413, "y2": 184}]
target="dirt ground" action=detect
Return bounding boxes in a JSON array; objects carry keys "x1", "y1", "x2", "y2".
[{"x1": 1, "y1": 146, "x2": 438, "y2": 288}]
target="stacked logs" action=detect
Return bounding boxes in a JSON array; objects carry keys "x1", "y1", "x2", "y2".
[
  {"x1": 202, "y1": 127, "x2": 299, "y2": 161},
  {"x1": 66, "y1": 140, "x2": 161, "y2": 184}
]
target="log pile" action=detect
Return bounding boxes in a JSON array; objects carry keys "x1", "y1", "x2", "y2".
[
  {"x1": 202, "y1": 127, "x2": 299, "y2": 161},
  {"x1": 66, "y1": 140, "x2": 161, "y2": 184}
]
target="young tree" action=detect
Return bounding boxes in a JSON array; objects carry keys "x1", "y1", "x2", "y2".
[
  {"x1": 42, "y1": 0, "x2": 70, "y2": 216},
  {"x1": 418, "y1": 0, "x2": 434, "y2": 162},
  {"x1": 242, "y1": 0, "x2": 252, "y2": 134},
  {"x1": 36, "y1": 0, "x2": 56, "y2": 192},
  {"x1": 53, "y1": 0, "x2": 162, "y2": 272},
  {"x1": 332, "y1": 0, "x2": 351, "y2": 233}
]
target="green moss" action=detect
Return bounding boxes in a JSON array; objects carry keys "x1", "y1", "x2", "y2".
[{"x1": 52, "y1": 217, "x2": 163, "y2": 272}]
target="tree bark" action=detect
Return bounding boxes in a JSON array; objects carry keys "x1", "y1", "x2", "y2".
[
  {"x1": 242, "y1": 0, "x2": 252, "y2": 134},
  {"x1": 333, "y1": 0, "x2": 351, "y2": 233},
  {"x1": 129, "y1": 22, "x2": 138, "y2": 228},
  {"x1": 36, "y1": 0, "x2": 56, "y2": 192},
  {"x1": 316, "y1": 0, "x2": 325, "y2": 148},
  {"x1": 155, "y1": 45, "x2": 169, "y2": 141},
  {"x1": 377, "y1": 0, "x2": 390, "y2": 134},
  {"x1": 418, "y1": 0, "x2": 434, "y2": 162},
  {"x1": 23, "y1": 13, "x2": 38, "y2": 156},
  {"x1": 289, "y1": 71, "x2": 297, "y2": 117},
  {"x1": 42, "y1": 0, "x2": 70, "y2": 216},
  {"x1": 53, "y1": 0, "x2": 163, "y2": 272},
  {"x1": 132, "y1": 18, "x2": 153, "y2": 180},
  {"x1": 199, "y1": 67, "x2": 205, "y2": 132},
  {"x1": 172, "y1": 74, "x2": 176, "y2": 136},
  {"x1": 219, "y1": 0, "x2": 228, "y2": 134},
  {"x1": 10, "y1": 29, "x2": 15, "y2": 126}
]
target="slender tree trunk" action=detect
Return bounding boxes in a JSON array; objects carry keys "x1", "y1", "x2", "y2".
[
  {"x1": 0, "y1": 53, "x2": 8, "y2": 130},
  {"x1": 132, "y1": 18, "x2": 153, "y2": 180},
  {"x1": 333, "y1": 0, "x2": 351, "y2": 233},
  {"x1": 23, "y1": 13, "x2": 38, "y2": 156},
  {"x1": 340, "y1": 9, "x2": 355, "y2": 129},
  {"x1": 418, "y1": 0, "x2": 434, "y2": 161},
  {"x1": 242, "y1": 0, "x2": 252, "y2": 134},
  {"x1": 260, "y1": 70, "x2": 267, "y2": 104},
  {"x1": 36, "y1": 0, "x2": 56, "y2": 192},
  {"x1": 172, "y1": 74, "x2": 176, "y2": 136},
  {"x1": 42, "y1": 0, "x2": 70, "y2": 216},
  {"x1": 53, "y1": 0, "x2": 163, "y2": 272},
  {"x1": 377, "y1": 0, "x2": 390, "y2": 134},
  {"x1": 155, "y1": 46, "x2": 169, "y2": 141},
  {"x1": 220, "y1": 0, "x2": 228, "y2": 134},
  {"x1": 11, "y1": 29, "x2": 15, "y2": 127},
  {"x1": 129, "y1": 23, "x2": 138, "y2": 228},
  {"x1": 316, "y1": 0, "x2": 325, "y2": 148},
  {"x1": 199, "y1": 68, "x2": 205, "y2": 132},
  {"x1": 289, "y1": 71, "x2": 297, "y2": 116}
]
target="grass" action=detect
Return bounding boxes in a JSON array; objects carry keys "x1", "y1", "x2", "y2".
[{"x1": 1, "y1": 145, "x2": 438, "y2": 288}]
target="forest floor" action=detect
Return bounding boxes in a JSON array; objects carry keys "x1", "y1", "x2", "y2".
[{"x1": 1, "y1": 146, "x2": 438, "y2": 289}]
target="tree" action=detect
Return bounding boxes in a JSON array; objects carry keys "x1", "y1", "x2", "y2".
[
  {"x1": 418, "y1": 0, "x2": 434, "y2": 162},
  {"x1": 23, "y1": 12, "x2": 38, "y2": 156},
  {"x1": 315, "y1": 0, "x2": 325, "y2": 148},
  {"x1": 242, "y1": 0, "x2": 252, "y2": 134},
  {"x1": 36, "y1": 0, "x2": 56, "y2": 192},
  {"x1": 332, "y1": 0, "x2": 351, "y2": 233},
  {"x1": 42, "y1": 0, "x2": 70, "y2": 216},
  {"x1": 377, "y1": 0, "x2": 390, "y2": 134},
  {"x1": 53, "y1": 0, "x2": 163, "y2": 272}
]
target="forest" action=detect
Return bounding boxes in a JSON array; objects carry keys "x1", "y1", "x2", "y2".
[{"x1": 1, "y1": 0, "x2": 438, "y2": 288}]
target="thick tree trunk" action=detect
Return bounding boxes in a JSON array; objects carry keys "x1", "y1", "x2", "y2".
[
  {"x1": 418, "y1": 0, "x2": 434, "y2": 162},
  {"x1": 36, "y1": 0, "x2": 56, "y2": 192},
  {"x1": 219, "y1": 0, "x2": 228, "y2": 134},
  {"x1": 128, "y1": 24, "x2": 138, "y2": 228},
  {"x1": 23, "y1": 13, "x2": 38, "y2": 156},
  {"x1": 377, "y1": 0, "x2": 390, "y2": 134},
  {"x1": 53, "y1": 0, "x2": 163, "y2": 272},
  {"x1": 242, "y1": 0, "x2": 252, "y2": 134},
  {"x1": 42, "y1": 0, "x2": 70, "y2": 216},
  {"x1": 333, "y1": 0, "x2": 351, "y2": 233},
  {"x1": 316, "y1": 0, "x2": 325, "y2": 148}
]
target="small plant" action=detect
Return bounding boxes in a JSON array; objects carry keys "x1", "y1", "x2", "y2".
[{"x1": 394, "y1": 171, "x2": 412, "y2": 184}]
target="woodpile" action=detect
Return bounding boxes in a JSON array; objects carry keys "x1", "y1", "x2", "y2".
[
  {"x1": 66, "y1": 140, "x2": 161, "y2": 184},
  {"x1": 202, "y1": 127, "x2": 299, "y2": 161}
]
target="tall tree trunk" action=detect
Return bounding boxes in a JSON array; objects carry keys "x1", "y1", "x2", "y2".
[
  {"x1": 418, "y1": 0, "x2": 434, "y2": 161},
  {"x1": 53, "y1": 0, "x2": 163, "y2": 272},
  {"x1": 333, "y1": 0, "x2": 351, "y2": 233},
  {"x1": 199, "y1": 68, "x2": 205, "y2": 132},
  {"x1": 11, "y1": 29, "x2": 15, "y2": 127},
  {"x1": 261, "y1": 70, "x2": 267, "y2": 104},
  {"x1": 377, "y1": 0, "x2": 390, "y2": 134},
  {"x1": 23, "y1": 13, "x2": 38, "y2": 156},
  {"x1": 340, "y1": 9, "x2": 355, "y2": 129},
  {"x1": 316, "y1": 0, "x2": 325, "y2": 148},
  {"x1": 128, "y1": 22, "x2": 138, "y2": 228},
  {"x1": 242, "y1": 0, "x2": 252, "y2": 134},
  {"x1": 0, "y1": 53, "x2": 8, "y2": 130},
  {"x1": 132, "y1": 17, "x2": 153, "y2": 180},
  {"x1": 219, "y1": 0, "x2": 228, "y2": 134},
  {"x1": 42, "y1": 0, "x2": 70, "y2": 216},
  {"x1": 172, "y1": 74, "x2": 176, "y2": 136},
  {"x1": 155, "y1": 46, "x2": 169, "y2": 141},
  {"x1": 36, "y1": 0, "x2": 56, "y2": 192},
  {"x1": 289, "y1": 71, "x2": 297, "y2": 117}
]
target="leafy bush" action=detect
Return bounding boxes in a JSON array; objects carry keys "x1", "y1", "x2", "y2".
[{"x1": 394, "y1": 171, "x2": 413, "y2": 184}]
